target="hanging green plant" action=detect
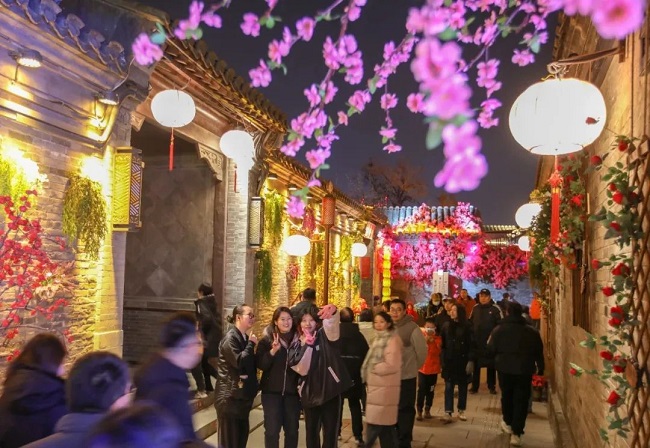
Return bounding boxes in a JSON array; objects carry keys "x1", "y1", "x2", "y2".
[
  {"x1": 255, "y1": 249, "x2": 273, "y2": 303},
  {"x1": 264, "y1": 189, "x2": 285, "y2": 247},
  {"x1": 62, "y1": 175, "x2": 107, "y2": 260}
]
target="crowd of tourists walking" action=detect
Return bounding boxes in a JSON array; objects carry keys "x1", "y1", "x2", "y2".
[{"x1": 0, "y1": 285, "x2": 544, "y2": 448}]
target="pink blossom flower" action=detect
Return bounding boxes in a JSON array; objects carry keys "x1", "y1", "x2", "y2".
[
  {"x1": 512, "y1": 49, "x2": 535, "y2": 66},
  {"x1": 282, "y1": 26, "x2": 293, "y2": 45},
  {"x1": 304, "y1": 84, "x2": 321, "y2": 108},
  {"x1": 286, "y1": 196, "x2": 306, "y2": 218},
  {"x1": 421, "y1": 74, "x2": 472, "y2": 120},
  {"x1": 411, "y1": 39, "x2": 461, "y2": 90},
  {"x1": 406, "y1": 7, "x2": 426, "y2": 33},
  {"x1": 296, "y1": 17, "x2": 315, "y2": 41},
  {"x1": 201, "y1": 12, "x2": 222, "y2": 28},
  {"x1": 434, "y1": 121, "x2": 488, "y2": 193},
  {"x1": 323, "y1": 81, "x2": 338, "y2": 104},
  {"x1": 348, "y1": 90, "x2": 371, "y2": 112},
  {"x1": 562, "y1": 0, "x2": 594, "y2": 16},
  {"x1": 477, "y1": 59, "x2": 499, "y2": 87},
  {"x1": 305, "y1": 148, "x2": 331, "y2": 169},
  {"x1": 347, "y1": 4, "x2": 362, "y2": 21},
  {"x1": 307, "y1": 178, "x2": 322, "y2": 187},
  {"x1": 316, "y1": 132, "x2": 339, "y2": 149},
  {"x1": 188, "y1": 1, "x2": 204, "y2": 28},
  {"x1": 591, "y1": 0, "x2": 645, "y2": 39},
  {"x1": 323, "y1": 37, "x2": 342, "y2": 69},
  {"x1": 383, "y1": 143, "x2": 402, "y2": 153},
  {"x1": 380, "y1": 93, "x2": 398, "y2": 110},
  {"x1": 383, "y1": 41, "x2": 395, "y2": 60},
  {"x1": 268, "y1": 39, "x2": 289, "y2": 64},
  {"x1": 406, "y1": 93, "x2": 424, "y2": 113},
  {"x1": 241, "y1": 13, "x2": 261, "y2": 37},
  {"x1": 132, "y1": 33, "x2": 164, "y2": 66},
  {"x1": 249, "y1": 59, "x2": 272, "y2": 87},
  {"x1": 344, "y1": 55, "x2": 364, "y2": 85},
  {"x1": 281, "y1": 138, "x2": 304, "y2": 157},
  {"x1": 379, "y1": 127, "x2": 397, "y2": 139},
  {"x1": 337, "y1": 111, "x2": 349, "y2": 126},
  {"x1": 266, "y1": 0, "x2": 278, "y2": 8}
]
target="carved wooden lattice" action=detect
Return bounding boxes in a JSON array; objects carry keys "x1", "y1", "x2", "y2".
[{"x1": 628, "y1": 138, "x2": 650, "y2": 448}]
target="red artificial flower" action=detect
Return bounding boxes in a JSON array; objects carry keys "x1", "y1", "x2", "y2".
[
  {"x1": 591, "y1": 259, "x2": 601, "y2": 270},
  {"x1": 610, "y1": 305, "x2": 624, "y2": 316},
  {"x1": 600, "y1": 350, "x2": 614, "y2": 361},
  {"x1": 569, "y1": 367, "x2": 578, "y2": 376},
  {"x1": 612, "y1": 192, "x2": 625, "y2": 204},
  {"x1": 608, "y1": 183, "x2": 618, "y2": 192},
  {"x1": 628, "y1": 191, "x2": 639, "y2": 204},
  {"x1": 609, "y1": 317, "x2": 623, "y2": 327},
  {"x1": 571, "y1": 195, "x2": 583, "y2": 207},
  {"x1": 590, "y1": 155, "x2": 602, "y2": 165},
  {"x1": 618, "y1": 139, "x2": 629, "y2": 152},
  {"x1": 602, "y1": 286, "x2": 615, "y2": 297},
  {"x1": 609, "y1": 222, "x2": 621, "y2": 232},
  {"x1": 611, "y1": 263, "x2": 630, "y2": 277},
  {"x1": 606, "y1": 390, "x2": 621, "y2": 406},
  {"x1": 585, "y1": 117, "x2": 598, "y2": 125},
  {"x1": 613, "y1": 364, "x2": 626, "y2": 373}
]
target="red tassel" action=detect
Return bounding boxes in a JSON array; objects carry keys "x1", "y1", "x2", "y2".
[
  {"x1": 548, "y1": 159, "x2": 562, "y2": 242},
  {"x1": 169, "y1": 128, "x2": 175, "y2": 171}
]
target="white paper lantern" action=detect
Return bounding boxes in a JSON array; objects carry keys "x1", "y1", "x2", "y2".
[
  {"x1": 515, "y1": 202, "x2": 542, "y2": 229},
  {"x1": 151, "y1": 90, "x2": 196, "y2": 128},
  {"x1": 282, "y1": 235, "x2": 311, "y2": 257},
  {"x1": 351, "y1": 242, "x2": 368, "y2": 257},
  {"x1": 220, "y1": 130, "x2": 256, "y2": 165},
  {"x1": 517, "y1": 236, "x2": 531, "y2": 252},
  {"x1": 509, "y1": 78, "x2": 606, "y2": 155}
]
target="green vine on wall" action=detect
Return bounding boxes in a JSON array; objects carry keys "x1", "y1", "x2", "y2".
[
  {"x1": 264, "y1": 189, "x2": 285, "y2": 247},
  {"x1": 0, "y1": 150, "x2": 45, "y2": 211},
  {"x1": 62, "y1": 175, "x2": 107, "y2": 260},
  {"x1": 255, "y1": 249, "x2": 273, "y2": 303}
]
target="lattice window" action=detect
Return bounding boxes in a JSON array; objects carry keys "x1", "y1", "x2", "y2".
[{"x1": 627, "y1": 138, "x2": 650, "y2": 448}]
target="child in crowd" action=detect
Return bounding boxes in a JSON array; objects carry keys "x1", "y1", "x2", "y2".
[{"x1": 416, "y1": 317, "x2": 442, "y2": 420}]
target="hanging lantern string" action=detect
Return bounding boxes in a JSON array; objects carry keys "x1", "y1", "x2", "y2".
[{"x1": 169, "y1": 128, "x2": 174, "y2": 171}]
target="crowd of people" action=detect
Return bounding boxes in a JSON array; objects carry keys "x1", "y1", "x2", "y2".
[{"x1": 0, "y1": 285, "x2": 544, "y2": 448}]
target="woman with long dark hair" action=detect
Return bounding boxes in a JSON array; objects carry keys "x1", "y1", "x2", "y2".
[
  {"x1": 361, "y1": 311, "x2": 402, "y2": 447},
  {"x1": 440, "y1": 304, "x2": 475, "y2": 423},
  {"x1": 256, "y1": 306, "x2": 301, "y2": 448},
  {"x1": 0, "y1": 333, "x2": 68, "y2": 447},
  {"x1": 215, "y1": 304, "x2": 258, "y2": 448},
  {"x1": 289, "y1": 304, "x2": 351, "y2": 448},
  {"x1": 191, "y1": 282, "x2": 220, "y2": 398}
]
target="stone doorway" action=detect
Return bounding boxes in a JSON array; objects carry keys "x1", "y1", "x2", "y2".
[{"x1": 122, "y1": 121, "x2": 223, "y2": 364}]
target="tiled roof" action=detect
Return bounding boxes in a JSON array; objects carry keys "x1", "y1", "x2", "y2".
[
  {"x1": 0, "y1": 0, "x2": 138, "y2": 75},
  {"x1": 483, "y1": 224, "x2": 519, "y2": 233},
  {"x1": 380, "y1": 205, "x2": 479, "y2": 227}
]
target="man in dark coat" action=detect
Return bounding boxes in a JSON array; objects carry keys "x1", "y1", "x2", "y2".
[
  {"x1": 134, "y1": 312, "x2": 203, "y2": 442},
  {"x1": 487, "y1": 301, "x2": 544, "y2": 447},
  {"x1": 468, "y1": 288, "x2": 502, "y2": 394},
  {"x1": 290, "y1": 287, "x2": 317, "y2": 318},
  {"x1": 25, "y1": 352, "x2": 131, "y2": 448},
  {"x1": 338, "y1": 307, "x2": 369, "y2": 446},
  {"x1": 191, "y1": 283, "x2": 221, "y2": 396}
]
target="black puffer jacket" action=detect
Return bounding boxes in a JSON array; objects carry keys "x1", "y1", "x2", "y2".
[
  {"x1": 195, "y1": 294, "x2": 222, "y2": 358},
  {"x1": 469, "y1": 301, "x2": 502, "y2": 362},
  {"x1": 339, "y1": 322, "x2": 369, "y2": 387},
  {"x1": 487, "y1": 315, "x2": 545, "y2": 376},
  {"x1": 0, "y1": 366, "x2": 67, "y2": 448},
  {"x1": 216, "y1": 327, "x2": 258, "y2": 418},
  {"x1": 256, "y1": 326, "x2": 300, "y2": 395},
  {"x1": 440, "y1": 320, "x2": 475, "y2": 382},
  {"x1": 134, "y1": 354, "x2": 196, "y2": 441}
]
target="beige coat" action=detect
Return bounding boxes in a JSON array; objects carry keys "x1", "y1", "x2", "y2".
[{"x1": 363, "y1": 333, "x2": 403, "y2": 426}]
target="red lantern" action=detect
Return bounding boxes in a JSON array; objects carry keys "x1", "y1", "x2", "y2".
[{"x1": 321, "y1": 194, "x2": 336, "y2": 227}]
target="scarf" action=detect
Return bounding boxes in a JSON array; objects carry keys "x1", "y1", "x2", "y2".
[{"x1": 361, "y1": 329, "x2": 393, "y2": 383}]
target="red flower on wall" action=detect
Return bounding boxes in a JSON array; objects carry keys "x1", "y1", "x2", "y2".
[{"x1": 606, "y1": 391, "x2": 621, "y2": 406}]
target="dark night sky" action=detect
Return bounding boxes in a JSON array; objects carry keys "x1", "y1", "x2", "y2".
[{"x1": 136, "y1": 0, "x2": 558, "y2": 224}]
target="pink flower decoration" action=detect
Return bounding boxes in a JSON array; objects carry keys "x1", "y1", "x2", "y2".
[
  {"x1": 379, "y1": 127, "x2": 397, "y2": 139},
  {"x1": 132, "y1": 33, "x2": 164, "y2": 66},
  {"x1": 249, "y1": 59, "x2": 272, "y2": 87},
  {"x1": 323, "y1": 81, "x2": 338, "y2": 104},
  {"x1": 281, "y1": 138, "x2": 304, "y2": 157},
  {"x1": 296, "y1": 17, "x2": 315, "y2": 41},
  {"x1": 348, "y1": 90, "x2": 371, "y2": 112},
  {"x1": 337, "y1": 111, "x2": 349, "y2": 126},
  {"x1": 434, "y1": 121, "x2": 488, "y2": 193},
  {"x1": 380, "y1": 93, "x2": 398, "y2": 110},
  {"x1": 201, "y1": 12, "x2": 222, "y2": 28},
  {"x1": 304, "y1": 84, "x2": 321, "y2": 108},
  {"x1": 241, "y1": 13, "x2": 261, "y2": 37},
  {"x1": 406, "y1": 93, "x2": 424, "y2": 113},
  {"x1": 512, "y1": 49, "x2": 535, "y2": 66},
  {"x1": 268, "y1": 39, "x2": 290, "y2": 64},
  {"x1": 383, "y1": 142, "x2": 402, "y2": 153},
  {"x1": 562, "y1": 0, "x2": 595, "y2": 16},
  {"x1": 591, "y1": 0, "x2": 645, "y2": 39},
  {"x1": 286, "y1": 196, "x2": 306, "y2": 219},
  {"x1": 307, "y1": 178, "x2": 322, "y2": 188},
  {"x1": 266, "y1": 0, "x2": 278, "y2": 8},
  {"x1": 305, "y1": 148, "x2": 331, "y2": 169}
]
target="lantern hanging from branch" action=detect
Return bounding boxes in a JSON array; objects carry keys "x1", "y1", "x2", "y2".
[
  {"x1": 515, "y1": 202, "x2": 542, "y2": 229},
  {"x1": 151, "y1": 90, "x2": 196, "y2": 171},
  {"x1": 219, "y1": 130, "x2": 256, "y2": 191}
]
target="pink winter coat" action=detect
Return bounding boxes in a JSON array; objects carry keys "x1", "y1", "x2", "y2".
[{"x1": 363, "y1": 333, "x2": 403, "y2": 426}]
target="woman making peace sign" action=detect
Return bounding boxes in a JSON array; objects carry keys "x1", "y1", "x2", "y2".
[{"x1": 256, "y1": 306, "x2": 301, "y2": 448}]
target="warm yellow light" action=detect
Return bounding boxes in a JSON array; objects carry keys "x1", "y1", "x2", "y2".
[
  {"x1": 509, "y1": 78, "x2": 606, "y2": 155},
  {"x1": 80, "y1": 156, "x2": 108, "y2": 186},
  {"x1": 2, "y1": 145, "x2": 44, "y2": 186},
  {"x1": 7, "y1": 82, "x2": 31, "y2": 100},
  {"x1": 282, "y1": 234, "x2": 311, "y2": 256},
  {"x1": 351, "y1": 242, "x2": 368, "y2": 257},
  {"x1": 515, "y1": 202, "x2": 542, "y2": 229},
  {"x1": 517, "y1": 236, "x2": 531, "y2": 252}
]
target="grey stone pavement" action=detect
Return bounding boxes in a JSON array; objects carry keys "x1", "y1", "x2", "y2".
[{"x1": 205, "y1": 383, "x2": 557, "y2": 448}]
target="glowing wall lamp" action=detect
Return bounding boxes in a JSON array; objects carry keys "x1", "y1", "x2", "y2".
[
  {"x1": 151, "y1": 89, "x2": 196, "y2": 171},
  {"x1": 112, "y1": 147, "x2": 144, "y2": 231},
  {"x1": 10, "y1": 49, "x2": 43, "y2": 68},
  {"x1": 248, "y1": 196, "x2": 264, "y2": 247},
  {"x1": 517, "y1": 235, "x2": 531, "y2": 252},
  {"x1": 219, "y1": 130, "x2": 256, "y2": 191},
  {"x1": 282, "y1": 234, "x2": 311, "y2": 256},
  {"x1": 351, "y1": 242, "x2": 368, "y2": 258},
  {"x1": 515, "y1": 202, "x2": 542, "y2": 229}
]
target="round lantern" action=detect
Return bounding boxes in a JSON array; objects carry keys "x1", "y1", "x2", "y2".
[
  {"x1": 220, "y1": 130, "x2": 255, "y2": 168},
  {"x1": 321, "y1": 195, "x2": 336, "y2": 227},
  {"x1": 151, "y1": 90, "x2": 196, "y2": 128},
  {"x1": 351, "y1": 242, "x2": 368, "y2": 257},
  {"x1": 515, "y1": 202, "x2": 542, "y2": 229},
  {"x1": 517, "y1": 235, "x2": 531, "y2": 252},
  {"x1": 282, "y1": 235, "x2": 311, "y2": 257},
  {"x1": 509, "y1": 78, "x2": 606, "y2": 155}
]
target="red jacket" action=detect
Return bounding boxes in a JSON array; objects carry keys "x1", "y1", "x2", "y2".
[{"x1": 419, "y1": 331, "x2": 442, "y2": 375}]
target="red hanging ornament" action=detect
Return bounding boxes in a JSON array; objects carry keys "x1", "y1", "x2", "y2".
[
  {"x1": 548, "y1": 158, "x2": 563, "y2": 242},
  {"x1": 169, "y1": 128, "x2": 175, "y2": 171}
]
